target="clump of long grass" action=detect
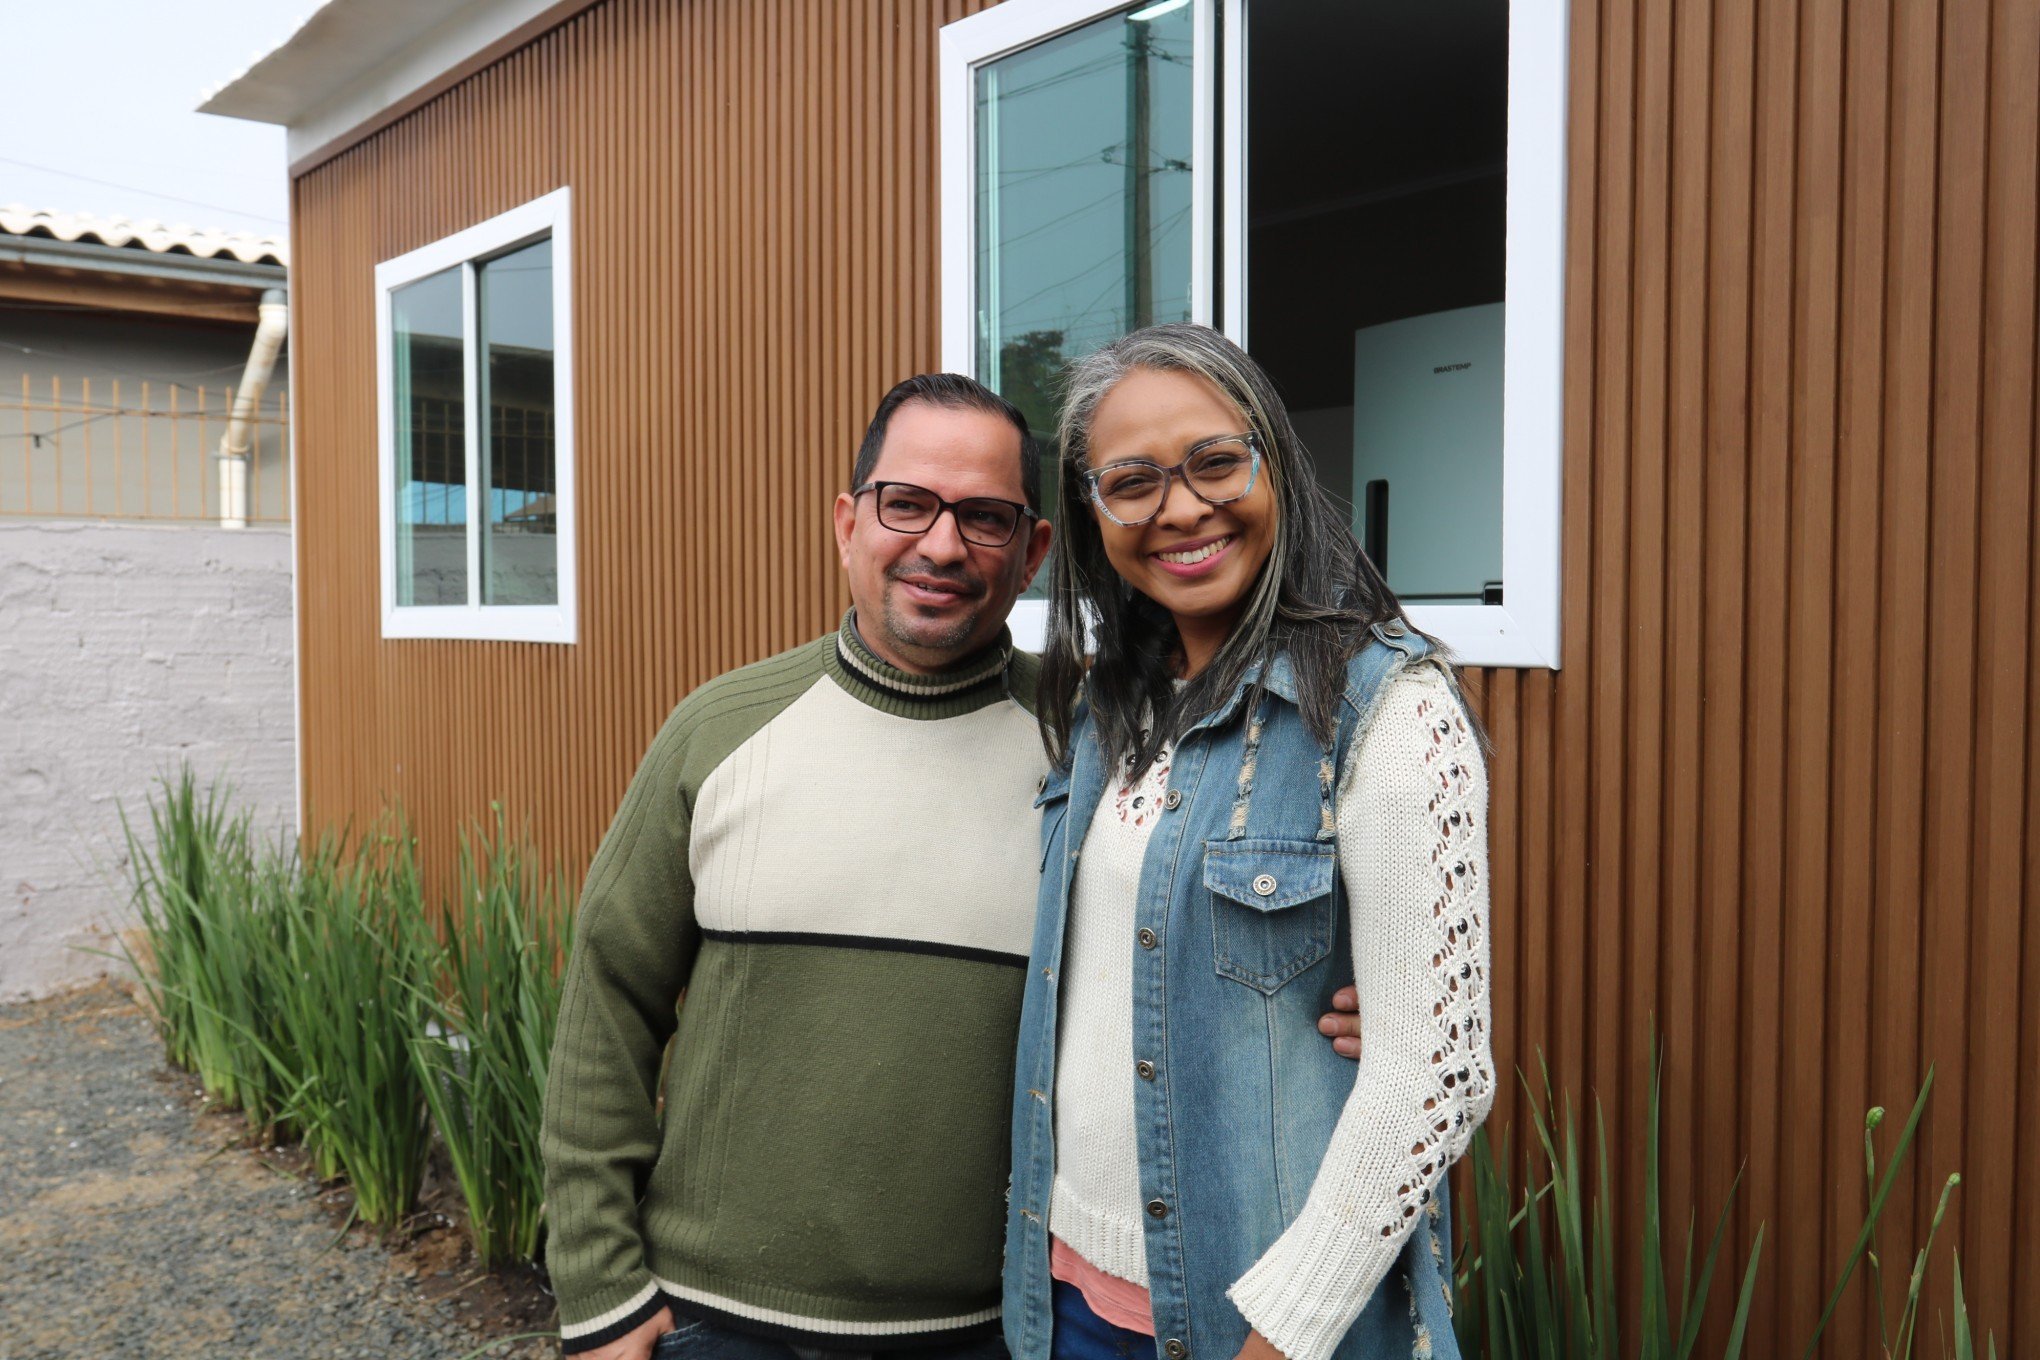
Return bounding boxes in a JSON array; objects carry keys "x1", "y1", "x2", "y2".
[
  {"x1": 113, "y1": 767, "x2": 297, "y2": 1137},
  {"x1": 1453, "y1": 1049, "x2": 1764, "y2": 1360},
  {"x1": 116, "y1": 764, "x2": 577, "y2": 1260},
  {"x1": 1454, "y1": 1054, "x2": 1999, "y2": 1359},
  {"x1": 407, "y1": 804, "x2": 574, "y2": 1268},
  {"x1": 1802, "y1": 1072, "x2": 1997, "y2": 1360},
  {"x1": 118, "y1": 770, "x2": 438, "y2": 1230},
  {"x1": 247, "y1": 821, "x2": 436, "y2": 1228}
]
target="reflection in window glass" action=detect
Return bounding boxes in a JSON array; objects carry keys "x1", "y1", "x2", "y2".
[
  {"x1": 974, "y1": 1, "x2": 1195, "y2": 447},
  {"x1": 478, "y1": 239, "x2": 556, "y2": 606},
  {"x1": 392, "y1": 268, "x2": 467, "y2": 606}
]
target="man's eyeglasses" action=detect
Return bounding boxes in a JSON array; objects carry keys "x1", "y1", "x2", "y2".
[
  {"x1": 852, "y1": 481, "x2": 1040, "y2": 548},
  {"x1": 1078, "y1": 431, "x2": 1261, "y2": 528}
]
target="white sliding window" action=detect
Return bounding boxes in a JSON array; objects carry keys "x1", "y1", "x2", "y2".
[
  {"x1": 940, "y1": 0, "x2": 1566, "y2": 667},
  {"x1": 375, "y1": 188, "x2": 577, "y2": 644}
]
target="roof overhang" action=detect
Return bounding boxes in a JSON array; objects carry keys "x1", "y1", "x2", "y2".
[
  {"x1": 201, "y1": 0, "x2": 576, "y2": 171},
  {"x1": 0, "y1": 234, "x2": 286, "y2": 292}
]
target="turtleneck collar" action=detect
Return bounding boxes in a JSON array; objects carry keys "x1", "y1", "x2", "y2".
[{"x1": 824, "y1": 609, "x2": 1016, "y2": 720}]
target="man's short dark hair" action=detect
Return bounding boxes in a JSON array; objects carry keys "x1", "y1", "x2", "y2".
[{"x1": 853, "y1": 373, "x2": 1041, "y2": 512}]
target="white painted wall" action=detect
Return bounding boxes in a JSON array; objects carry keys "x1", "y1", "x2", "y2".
[{"x1": 0, "y1": 519, "x2": 295, "y2": 1000}]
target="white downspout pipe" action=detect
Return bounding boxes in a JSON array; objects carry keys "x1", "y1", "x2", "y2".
[{"x1": 217, "y1": 287, "x2": 288, "y2": 529}]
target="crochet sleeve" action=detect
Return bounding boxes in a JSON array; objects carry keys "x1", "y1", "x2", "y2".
[{"x1": 1226, "y1": 662, "x2": 1495, "y2": 1360}]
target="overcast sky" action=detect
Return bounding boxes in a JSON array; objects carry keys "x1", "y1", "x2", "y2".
[{"x1": 1, "y1": 0, "x2": 307, "y2": 239}]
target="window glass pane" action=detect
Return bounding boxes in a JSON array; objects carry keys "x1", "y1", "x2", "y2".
[
  {"x1": 974, "y1": 0, "x2": 1196, "y2": 593},
  {"x1": 1247, "y1": 0, "x2": 1507, "y2": 605},
  {"x1": 478, "y1": 238, "x2": 557, "y2": 606},
  {"x1": 392, "y1": 267, "x2": 468, "y2": 606}
]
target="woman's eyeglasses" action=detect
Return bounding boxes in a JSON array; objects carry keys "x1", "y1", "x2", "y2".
[{"x1": 1079, "y1": 431, "x2": 1261, "y2": 527}]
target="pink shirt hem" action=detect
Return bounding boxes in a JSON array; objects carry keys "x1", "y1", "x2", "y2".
[{"x1": 1049, "y1": 1235, "x2": 1157, "y2": 1336}]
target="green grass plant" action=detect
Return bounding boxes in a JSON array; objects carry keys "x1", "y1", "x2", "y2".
[
  {"x1": 112, "y1": 767, "x2": 297, "y2": 1137},
  {"x1": 1797, "y1": 1070, "x2": 2000, "y2": 1360},
  {"x1": 1454, "y1": 1048, "x2": 1764, "y2": 1360},
  {"x1": 250, "y1": 821, "x2": 435, "y2": 1227},
  {"x1": 407, "y1": 805, "x2": 575, "y2": 1268},
  {"x1": 1456, "y1": 1052, "x2": 1999, "y2": 1360},
  {"x1": 116, "y1": 765, "x2": 437, "y2": 1232}
]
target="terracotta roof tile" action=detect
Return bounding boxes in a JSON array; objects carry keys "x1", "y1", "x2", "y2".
[{"x1": 0, "y1": 204, "x2": 286, "y2": 268}]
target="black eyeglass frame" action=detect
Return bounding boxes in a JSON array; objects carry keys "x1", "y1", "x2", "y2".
[
  {"x1": 1077, "y1": 429, "x2": 1263, "y2": 528},
  {"x1": 850, "y1": 480, "x2": 1042, "y2": 548}
]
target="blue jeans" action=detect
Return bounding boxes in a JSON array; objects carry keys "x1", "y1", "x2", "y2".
[
  {"x1": 1048, "y1": 1282, "x2": 1157, "y2": 1360},
  {"x1": 651, "y1": 1314, "x2": 1012, "y2": 1360}
]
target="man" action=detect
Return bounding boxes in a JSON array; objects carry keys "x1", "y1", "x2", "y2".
[{"x1": 541, "y1": 374, "x2": 1363, "y2": 1360}]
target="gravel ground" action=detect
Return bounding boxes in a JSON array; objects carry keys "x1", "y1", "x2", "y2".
[{"x1": 0, "y1": 983, "x2": 559, "y2": 1360}]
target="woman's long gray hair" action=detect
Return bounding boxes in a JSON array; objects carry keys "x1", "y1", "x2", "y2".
[{"x1": 1038, "y1": 322, "x2": 1419, "y2": 774}]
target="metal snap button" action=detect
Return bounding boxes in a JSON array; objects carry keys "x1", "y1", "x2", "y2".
[
  {"x1": 1136, "y1": 1060, "x2": 1155, "y2": 1080},
  {"x1": 1035, "y1": 774, "x2": 1047, "y2": 795},
  {"x1": 1164, "y1": 1342, "x2": 1188, "y2": 1360},
  {"x1": 1252, "y1": 873, "x2": 1278, "y2": 897},
  {"x1": 1146, "y1": 1198, "x2": 1168, "y2": 1219},
  {"x1": 1138, "y1": 928, "x2": 1158, "y2": 949},
  {"x1": 1163, "y1": 789, "x2": 1182, "y2": 810}
]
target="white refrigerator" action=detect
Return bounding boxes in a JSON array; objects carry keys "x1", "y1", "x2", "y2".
[{"x1": 1350, "y1": 301, "x2": 1505, "y2": 604}]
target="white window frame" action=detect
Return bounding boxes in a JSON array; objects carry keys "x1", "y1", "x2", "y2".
[
  {"x1": 374, "y1": 187, "x2": 576, "y2": 644},
  {"x1": 940, "y1": 1, "x2": 1568, "y2": 668}
]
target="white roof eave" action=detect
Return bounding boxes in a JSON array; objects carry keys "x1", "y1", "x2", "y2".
[{"x1": 200, "y1": 0, "x2": 569, "y2": 165}]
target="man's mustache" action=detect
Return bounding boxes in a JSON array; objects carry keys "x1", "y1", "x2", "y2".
[{"x1": 887, "y1": 558, "x2": 987, "y2": 598}]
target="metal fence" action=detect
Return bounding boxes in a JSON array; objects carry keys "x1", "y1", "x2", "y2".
[{"x1": 2, "y1": 375, "x2": 291, "y2": 523}]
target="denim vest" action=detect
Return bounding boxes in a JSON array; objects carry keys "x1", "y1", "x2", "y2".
[{"x1": 1004, "y1": 623, "x2": 1462, "y2": 1360}]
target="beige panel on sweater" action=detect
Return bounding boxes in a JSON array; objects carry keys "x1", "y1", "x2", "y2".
[{"x1": 689, "y1": 674, "x2": 1048, "y2": 956}]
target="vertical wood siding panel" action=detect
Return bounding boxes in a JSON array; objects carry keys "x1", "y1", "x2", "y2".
[
  {"x1": 1574, "y1": 0, "x2": 1635, "y2": 1276},
  {"x1": 1741, "y1": 0, "x2": 1798, "y2": 1345},
  {"x1": 1975, "y1": 0, "x2": 2039, "y2": 1336},
  {"x1": 284, "y1": 0, "x2": 2036, "y2": 1340},
  {"x1": 1621, "y1": 0, "x2": 1673, "y2": 1320},
  {"x1": 1700, "y1": 5, "x2": 1757, "y2": 1348},
  {"x1": 1782, "y1": 0, "x2": 1846, "y2": 1339},
  {"x1": 739, "y1": 0, "x2": 761, "y2": 663},
  {"x1": 801, "y1": 0, "x2": 823, "y2": 622},
  {"x1": 1826, "y1": 0, "x2": 1894, "y2": 1347},
  {"x1": 1873, "y1": 0, "x2": 1940, "y2": 1311},
  {"x1": 686, "y1": 0, "x2": 710, "y2": 697},
  {"x1": 1479, "y1": 664, "x2": 1521, "y2": 1148},
  {"x1": 1547, "y1": 0, "x2": 1598, "y2": 1148},
  {"x1": 1922, "y1": 0, "x2": 1992, "y2": 1321},
  {"x1": 1660, "y1": 0, "x2": 1714, "y2": 1251},
  {"x1": 712, "y1": 0, "x2": 731, "y2": 673},
  {"x1": 1511, "y1": 660, "x2": 1554, "y2": 1172}
]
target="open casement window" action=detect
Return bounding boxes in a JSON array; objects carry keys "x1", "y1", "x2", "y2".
[
  {"x1": 375, "y1": 188, "x2": 576, "y2": 643},
  {"x1": 939, "y1": 0, "x2": 1566, "y2": 668}
]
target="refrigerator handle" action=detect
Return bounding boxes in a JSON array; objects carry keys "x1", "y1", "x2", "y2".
[{"x1": 1364, "y1": 478, "x2": 1389, "y2": 578}]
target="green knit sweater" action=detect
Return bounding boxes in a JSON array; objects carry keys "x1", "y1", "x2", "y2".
[{"x1": 541, "y1": 616, "x2": 1046, "y2": 1353}]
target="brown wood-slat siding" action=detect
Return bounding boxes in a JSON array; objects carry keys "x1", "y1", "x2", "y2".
[{"x1": 288, "y1": 0, "x2": 2038, "y2": 1351}]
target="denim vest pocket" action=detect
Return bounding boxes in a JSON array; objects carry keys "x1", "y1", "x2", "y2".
[{"x1": 1204, "y1": 838, "x2": 1338, "y2": 994}]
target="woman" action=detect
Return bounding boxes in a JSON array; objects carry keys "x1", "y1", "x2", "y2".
[{"x1": 1003, "y1": 323, "x2": 1493, "y2": 1360}]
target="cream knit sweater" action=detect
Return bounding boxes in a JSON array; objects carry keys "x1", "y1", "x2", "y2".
[{"x1": 1049, "y1": 662, "x2": 1494, "y2": 1360}]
